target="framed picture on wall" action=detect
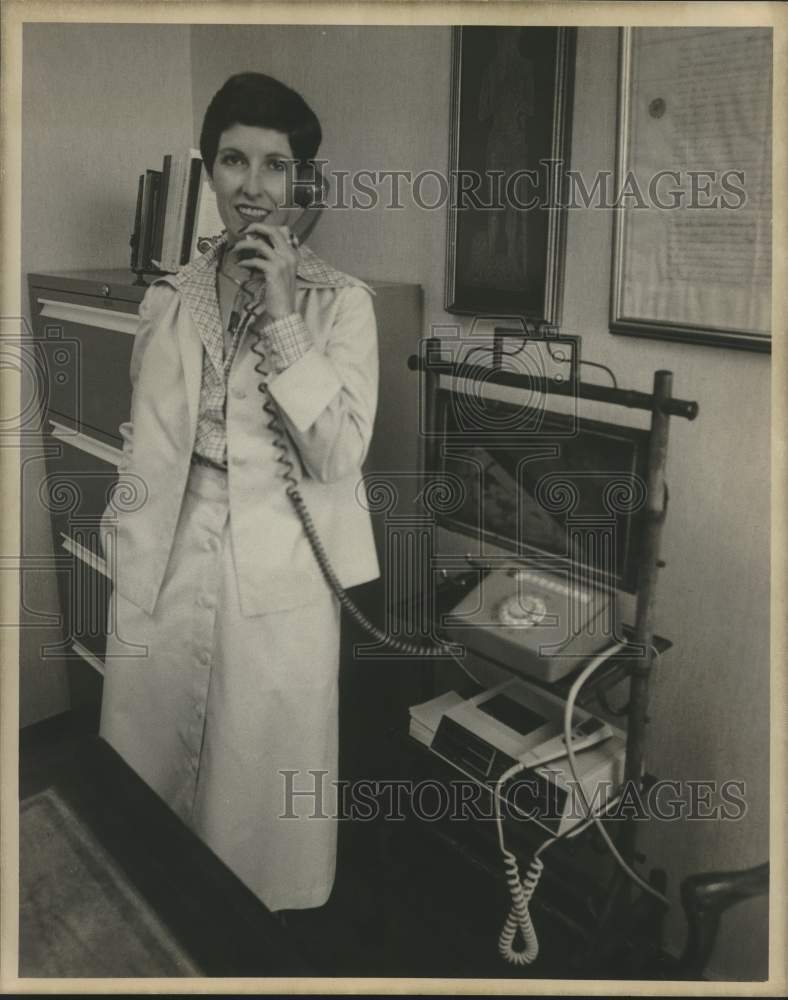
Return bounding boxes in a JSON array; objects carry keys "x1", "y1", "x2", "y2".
[
  {"x1": 445, "y1": 26, "x2": 576, "y2": 324},
  {"x1": 610, "y1": 27, "x2": 772, "y2": 353}
]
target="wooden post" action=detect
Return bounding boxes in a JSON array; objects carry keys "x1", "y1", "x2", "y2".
[
  {"x1": 583, "y1": 371, "x2": 674, "y2": 968},
  {"x1": 421, "y1": 338, "x2": 442, "y2": 699},
  {"x1": 421, "y1": 337, "x2": 441, "y2": 494},
  {"x1": 621, "y1": 369, "x2": 673, "y2": 863}
]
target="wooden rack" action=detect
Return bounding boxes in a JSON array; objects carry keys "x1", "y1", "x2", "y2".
[{"x1": 407, "y1": 337, "x2": 700, "y2": 965}]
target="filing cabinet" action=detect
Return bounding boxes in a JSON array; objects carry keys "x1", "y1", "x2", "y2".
[{"x1": 29, "y1": 269, "x2": 142, "y2": 708}]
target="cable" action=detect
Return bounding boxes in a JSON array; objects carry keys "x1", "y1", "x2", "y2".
[
  {"x1": 447, "y1": 651, "x2": 485, "y2": 689},
  {"x1": 543, "y1": 339, "x2": 619, "y2": 390},
  {"x1": 498, "y1": 840, "x2": 549, "y2": 965},
  {"x1": 493, "y1": 751, "x2": 560, "y2": 966},
  {"x1": 462, "y1": 335, "x2": 619, "y2": 390},
  {"x1": 461, "y1": 338, "x2": 528, "y2": 369},
  {"x1": 562, "y1": 644, "x2": 669, "y2": 907},
  {"x1": 492, "y1": 729, "x2": 608, "y2": 966},
  {"x1": 579, "y1": 359, "x2": 619, "y2": 389},
  {"x1": 492, "y1": 641, "x2": 668, "y2": 966},
  {"x1": 493, "y1": 749, "x2": 613, "y2": 965},
  {"x1": 593, "y1": 644, "x2": 662, "y2": 716},
  {"x1": 494, "y1": 787, "x2": 628, "y2": 966}
]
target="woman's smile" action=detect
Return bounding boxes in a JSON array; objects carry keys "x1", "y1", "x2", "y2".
[{"x1": 236, "y1": 205, "x2": 271, "y2": 223}]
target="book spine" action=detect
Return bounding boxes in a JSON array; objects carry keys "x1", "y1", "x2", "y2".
[
  {"x1": 151, "y1": 154, "x2": 171, "y2": 265},
  {"x1": 188, "y1": 173, "x2": 206, "y2": 262},
  {"x1": 137, "y1": 172, "x2": 155, "y2": 271},
  {"x1": 130, "y1": 173, "x2": 145, "y2": 270},
  {"x1": 179, "y1": 155, "x2": 204, "y2": 264},
  {"x1": 144, "y1": 170, "x2": 162, "y2": 269},
  {"x1": 160, "y1": 154, "x2": 187, "y2": 272}
]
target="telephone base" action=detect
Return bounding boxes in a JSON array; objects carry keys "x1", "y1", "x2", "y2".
[{"x1": 442, "y1": 567, "x2": 622, "y2": 683}]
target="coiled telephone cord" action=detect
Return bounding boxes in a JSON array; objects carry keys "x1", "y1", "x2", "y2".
[
  {"x1": 493, "y1": 753, "x2": 557, "y2": 967},
  {"x1": 493, "y1": 643, "x2": 669, "y2": 967},
  {"x1": 498, "y1": 848, "x2": 546, "y2": 965},
  {"x1": 237, "y1": 293, "x2": 468, "y2": 665}
]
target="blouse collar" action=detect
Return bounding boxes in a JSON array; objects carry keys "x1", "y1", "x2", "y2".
[{"x1": 150, "y1": 234, "x2": 371, "y2": 378}]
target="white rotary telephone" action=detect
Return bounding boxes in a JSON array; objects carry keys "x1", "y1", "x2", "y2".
[{"x1": 443, "y1": 565, "x2": 620, "y2": 683}]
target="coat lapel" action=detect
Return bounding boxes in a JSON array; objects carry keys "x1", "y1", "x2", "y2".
[
  {"x1": 155, "y1": 245, "x2": 223, "y2": 431},
  {"x1": 176, "y1": 306, "x2": 204, "y2": 433}
]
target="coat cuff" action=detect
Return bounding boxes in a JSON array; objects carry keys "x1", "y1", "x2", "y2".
[
  {"x1": 262, "y1": 312, "x2": 314, "y2": 372},
  {"x1": 266, "y1": 348, "x2": 343, "y2": 432}
]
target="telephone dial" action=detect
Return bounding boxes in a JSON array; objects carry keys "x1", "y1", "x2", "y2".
[{"x1": 497, "y1": 586, "x2": 547, "y2": 629}]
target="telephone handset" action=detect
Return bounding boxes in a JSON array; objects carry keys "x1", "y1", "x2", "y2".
[
  {"x1": 236, "y1": 202, "x2": 324, "y2": 259},
  {"x1": 236, "y1": 163, "x2": 326, "y2": 259}
]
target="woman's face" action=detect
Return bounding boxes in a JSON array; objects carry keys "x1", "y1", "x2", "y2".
[{"x1": 209, "y1": 123, "x2": 297, "y2": 245}]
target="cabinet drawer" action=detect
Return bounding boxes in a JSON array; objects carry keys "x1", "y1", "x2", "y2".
[
  {"x1": 53, "y1": 532, "x2": 111, "y2": 663},
  {"x1": 42, "y1": 422, "x2": 121, "y2": 556},
  {"x1": 30, "y1": 286, "x2": 137, "y2": 444}
]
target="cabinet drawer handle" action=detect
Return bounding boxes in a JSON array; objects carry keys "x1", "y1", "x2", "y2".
[
  {"x1": 38, "y1": 298, "x2": 138, "y2": 336},
  {"x1": 49, "y1": 420, "x2": 122, "y2": 466},
  {"x1": 60, "y1": 532, "x2": 109, "y2": 579},
  {"x1": 100, "y1": 284, "x2": 111, "y2": 297},
  {"x1": 71, "y1": 639, "x2": 105, "y2": 676}
]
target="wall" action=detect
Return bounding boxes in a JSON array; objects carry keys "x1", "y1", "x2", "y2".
[
  {"x1": 188, "y1": 25, "x2": 771, "y2": 979},
  {"x1": 22, "y1": 23, "x2": 194, "y2": 275},
  {"x1": 19, "y1": 23, "x2": 194, "y2": 726}
]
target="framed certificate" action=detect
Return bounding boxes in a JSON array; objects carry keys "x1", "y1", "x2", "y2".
[{"x1": 611, "y1": 27, "x2": 772, "y2": 353}]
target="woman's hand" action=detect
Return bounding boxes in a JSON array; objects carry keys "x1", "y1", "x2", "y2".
[{"x1": 232, "y1": 223, "x2": 299, "y2": 320}]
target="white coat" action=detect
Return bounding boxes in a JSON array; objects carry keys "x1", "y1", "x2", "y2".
[
  {"x1": 102, "y1": 240, "x2": 380, "y2": 617},
  {"x1": 98, "y1": 242, "x2": 380, "y2": 911}
]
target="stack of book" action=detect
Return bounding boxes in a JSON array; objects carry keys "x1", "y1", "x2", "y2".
[{"x1": 130, "y1": 148, "x2": 225, "y2": 273}]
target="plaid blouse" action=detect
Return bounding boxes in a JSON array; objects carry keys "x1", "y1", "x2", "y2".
[{"x1": 163, "y1": 236, "x2": 362, "y2": 469}]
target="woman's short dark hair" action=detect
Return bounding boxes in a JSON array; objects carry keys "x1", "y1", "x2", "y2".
[{"x1": 199, "y1": 72, "x2": 322, "y2": 176}]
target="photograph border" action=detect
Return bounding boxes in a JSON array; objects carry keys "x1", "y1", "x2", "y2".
[{"x1": 1, "y1": 2, "x2": 785, "y2": 996}]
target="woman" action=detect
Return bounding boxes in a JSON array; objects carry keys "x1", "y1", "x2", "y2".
[{"x1": 99, "y1": 72, "x2": 380, "y2": 913}]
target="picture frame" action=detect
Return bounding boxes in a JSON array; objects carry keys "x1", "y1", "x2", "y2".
[
  {"x1": 445, "y1": 26, "x2": 576, "y2": 324},
  {"x1": 610, "y1": 27, "x2": 772, "y2": 353}
]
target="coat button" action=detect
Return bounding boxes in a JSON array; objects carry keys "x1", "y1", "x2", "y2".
[{"x1": 231, "y1": 455, "x2": 246, "y2": 467}]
